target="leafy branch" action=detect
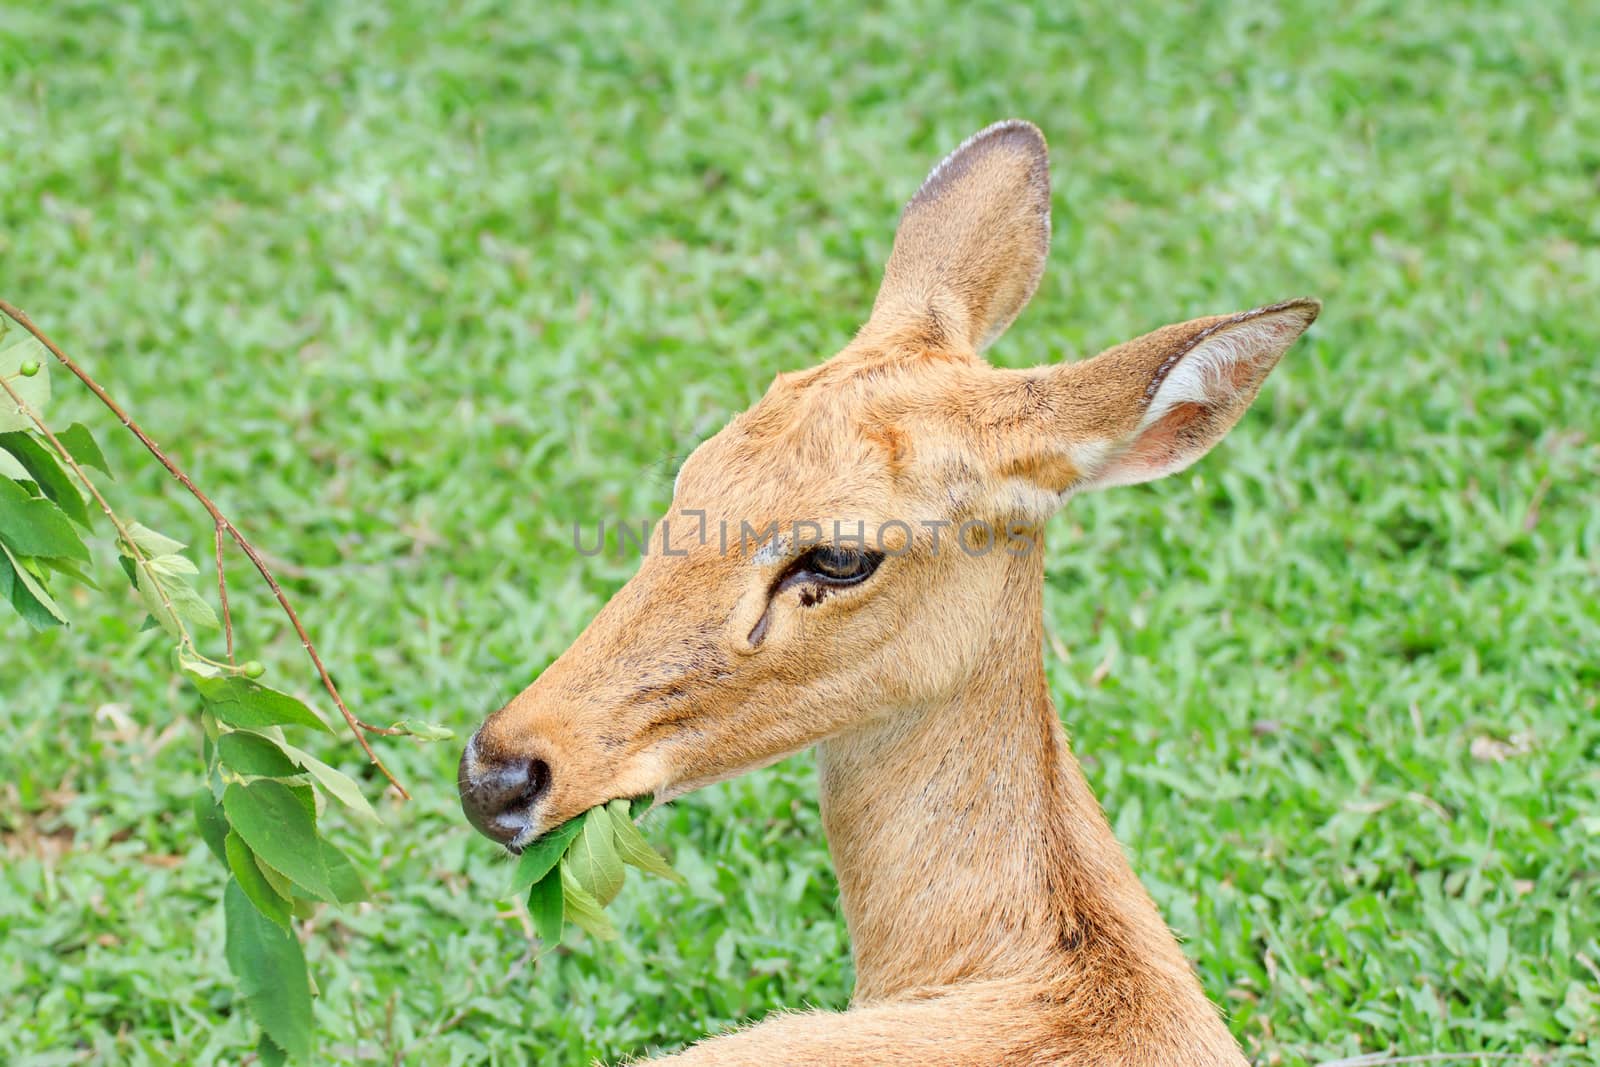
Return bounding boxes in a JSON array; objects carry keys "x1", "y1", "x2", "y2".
[
  {"x1": 1, "y1": 299, "x2": 683, "y2": 1062},
  {"x1": 0, "y1": 297, "x2": 409, "y2": 796},
  {"x1": 0, "y1": 300, "x2": 452, "y2": 1062}
]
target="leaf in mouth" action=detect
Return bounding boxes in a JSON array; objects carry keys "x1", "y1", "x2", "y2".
[
  {"x1": 527, "y1": 866, "x2": 564, "y2": 945},
  {"x1": 505, "y1": 811, "x2": 587, "y2": 898},
  {"x1": 560, "y1": 864, "x2": 618, "y2": 941},
  {"x1": 564, "y1": 802, "x2": 626, "y2": 906},
  {"x1": 606, "y1": 798, "x2": 684, "y2": 884},
  {"x1": 508, "y1": 796, "x2": 683, "y2": 943}
]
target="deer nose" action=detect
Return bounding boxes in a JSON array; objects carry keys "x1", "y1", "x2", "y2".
[{"x1": 458, "y1": 732, "x2": 552, "y2": 849}]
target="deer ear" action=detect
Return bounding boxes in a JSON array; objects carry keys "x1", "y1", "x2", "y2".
[
  {"x1": 1053, "y1": 300, "x2": 1320, "y2": 493},
  {"x1": 979, "y1": 300, "x2": 1318, "y2": 518},
  {"x1": 861, "y1": 120, "x2": 1051, "y2": 356}
]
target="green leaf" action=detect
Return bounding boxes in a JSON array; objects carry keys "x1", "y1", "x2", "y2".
[
  {"x1": 226, "y1": 830, "x2": 293, "y2": 930},
  {"x1": 505, "y1": 812, "x2": 586, "y2": 898},
  {"x1": 390, "y1": 720, "x2": 455, "y2": 741},
  {"x1": 0, "y1": 432, "x2": 89, "y2": 527},
  {"x1": 606, "y1": 798, "x2": 684, "y2": 884},
  {"x1": 146, "y1": 551, "x2": 198, "y2": 577},
  {"x1": 564, "y1": 802, "x2": 626, "y2": 906},
  {"x1": 56, "y1": 422, "x2": 112, "y2": 477},
  {"x1": 221, "y1": 780, "x2": 365, "y2": 904},
  {"x1": 254, "y1": 854, "x2": 296, "y2": 902},
  {"x1": 286, "y1": 780, "x2": 321, "y2": 823},
  {"x1": 528, "y1": 866, "x2": 564, "y2": 944},
  {"x1": 560, "y1": 863, "x2": 618, "y2": 941},
  {"x1": 321, "y1": 846, "x2": 365, "y2": 904},
  {"x1": 222, "y1": 780, "x2": 319, "y2": 889},
  {"x1": 38, "y1": 554, "x2": 99, "y2": 590},
  {"x1": 123, "y1": 520, "x2": 184, "y2": 557},
  {"x1": 256, "y1": 1034, "x2": 289, "y2": 1067},
  {"x1": 218, "y1": 731, "x2": 303, "y2": 779},
  {"x1": 0, "y1": 323, "x2": 50, "y2": 432},
  {"x1": 0, "y1": 476, "x2": 88, "y2": 561},
  {"x1": 187, "y1": 674, "x2": 333, "y2": 733},
  {"x1": 0, "y1": 547, "x2": 65, "y2": 630},
  {"x1": 275, "y1": 739, "x2": 381, "y2": 826},
  {"x1": 193, "y1": 789, "x2": 231, "y2": 865},
  {"x1": 134, "y1": 554, "x2": 217, "y2": 638},
  {"x1": 0, "y1": 543, "x2": 66, "y2": 629},
  {"x1": 223, "y1": 878, "x2": 313, "y2": 1062}
]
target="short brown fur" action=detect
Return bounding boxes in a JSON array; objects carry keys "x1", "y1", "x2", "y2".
[{"x1": 462, "y1": 120, "x2": 1320, "y2": 1065}]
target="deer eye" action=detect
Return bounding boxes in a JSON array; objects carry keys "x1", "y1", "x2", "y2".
[{"x1": 793, "y1": 546, "x2": 882, "y2": 585}]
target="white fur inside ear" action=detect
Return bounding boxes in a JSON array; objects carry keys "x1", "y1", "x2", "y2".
[
  {"x1": 1139, "y1": 314, "x2": 1292, "y2": 431},
  {"x1": 1070, "y1": 303, "x2": 1316, "y2": 493}
]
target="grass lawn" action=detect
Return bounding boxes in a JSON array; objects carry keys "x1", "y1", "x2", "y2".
[{"x1": 2, "y1": 1, "x2": 1597, "y2": 1063}]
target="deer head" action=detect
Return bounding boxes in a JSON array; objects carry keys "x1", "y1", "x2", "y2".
[{"x1": 459, "y1": 120, "x2": 1318, "y2": 852}]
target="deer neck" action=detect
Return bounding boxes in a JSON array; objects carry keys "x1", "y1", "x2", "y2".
[{"x1": 814, "y1": 550, "x2": 1207, "y2": 1008}]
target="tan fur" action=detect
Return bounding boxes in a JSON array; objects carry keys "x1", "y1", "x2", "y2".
[{"x1": 464, "y1": 120, "x2": 1320, "y2": 1065}]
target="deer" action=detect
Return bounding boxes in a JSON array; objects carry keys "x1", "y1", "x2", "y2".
[{"x1": 459, "y1": 119, "x2": 1319, "y2": 1065}]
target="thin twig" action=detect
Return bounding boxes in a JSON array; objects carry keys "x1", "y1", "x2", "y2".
[
  {"x1": 0, "y1": 297, "x2": 408, "y2": 798},
  {"x1": 214, "y1": 522, "x2": 235, "y2": 663}
]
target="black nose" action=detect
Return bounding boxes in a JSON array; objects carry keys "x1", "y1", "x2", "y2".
[{"x1": 458, "y1": 733, "x2": 552, "y2": 848}]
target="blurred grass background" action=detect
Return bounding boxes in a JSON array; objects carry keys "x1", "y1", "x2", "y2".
[{"x1": 2, "y1": 1, "x2": 1598, "y2": 1063}]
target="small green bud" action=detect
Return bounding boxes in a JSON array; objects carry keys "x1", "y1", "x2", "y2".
[
  {"x1": 18, "y1": 360, "x2": 41, "y2": 377},
  {"x1": 241, "y1": 660, "x2": 266, "y2": 679}
]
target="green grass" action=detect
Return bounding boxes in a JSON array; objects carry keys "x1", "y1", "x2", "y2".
[{"x1": 3, "y1": 1, "x2": 1598, "y2": 1063}]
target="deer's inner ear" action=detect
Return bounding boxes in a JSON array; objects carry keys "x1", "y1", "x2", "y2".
[{"x1": 1060, "y1": 300, "x2": 1320, "y2": 493}]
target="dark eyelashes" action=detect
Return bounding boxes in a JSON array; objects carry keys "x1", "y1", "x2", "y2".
[{"x1": 771, "y1": 545, "x2": 884, "y2": 597}]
